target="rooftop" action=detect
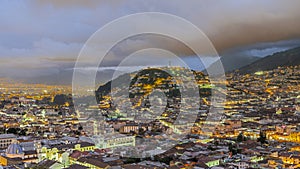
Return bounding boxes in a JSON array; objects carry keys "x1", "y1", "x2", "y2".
[{"x1": 0, "y1": 134, "x2": 16, "y2": 139}]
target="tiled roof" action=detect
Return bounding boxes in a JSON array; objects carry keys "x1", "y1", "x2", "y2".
[
  {"x1": 55, "y1": 142, "x2": 94, "y2": 150},
  {"x1": 66, "y1": 164, "x2": 88, "y2": 169},
  {"x1": 37, "y1": 159, "x2": 57, "y2": 168},
  {"x1": 78, "y1": 157, "x2": 109, "y2": 168}
]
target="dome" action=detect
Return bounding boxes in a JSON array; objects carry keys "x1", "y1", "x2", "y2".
[{"x1": 6, "y1": 143, "x2": 23, "y2": 155}]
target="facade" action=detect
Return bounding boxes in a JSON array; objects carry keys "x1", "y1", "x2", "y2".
[
  {"x1": 0, "y1": 155, "x2": 22, "y2": 167},
  {"x1": 0, "y1": 134, "x2": 17, "y2": 149},
  {"x1": 119, "y1": 124, "x2": 139, "y2": 133},
  {"x1": 92, "y1": 134, "x2": 135, "y2": 149},
  {"x1": 205, "y1": 159, "x2": 220, "y2": 168},
  {"x1": 39, "y1": 142, "x2": 95, "y2": 161}
]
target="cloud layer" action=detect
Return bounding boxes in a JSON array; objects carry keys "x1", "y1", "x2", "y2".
[{"x1": 0, "y1": 0, "x2": 300, "y2": 78}]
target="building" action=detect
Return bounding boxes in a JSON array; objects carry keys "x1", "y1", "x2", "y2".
[
  {"x1": 35, "y1": 159, "x2": 63, "y2": 169},
  {"x1": 119, "y1": 123, "x2": 139, "y2": 134},
  {"x1": 92, "y1": 134, "x2": 135, "y2": 149},
  {"x1": 0, "y1": 141, "x2": 39, "y2": 166},
  {"x1": 0, "y1": 134, "x2": 17, "y2": 149},
  {"x1": 5, "y1": 142, "x2": 24, "y2": 158},
  {"x1": 39, "y1": 142, "x2": 95, "y2": 161},
  {"x1": 75, "y1": 156, "x2": 110, "y2": 169},
  {"x1": 0, "y1": 155, "x2": 22, "y2": 167}
]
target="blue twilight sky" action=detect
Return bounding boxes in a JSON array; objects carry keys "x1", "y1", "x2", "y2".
[{"x1": 0, "y1": 0, "x2": 300, "y2": 79}]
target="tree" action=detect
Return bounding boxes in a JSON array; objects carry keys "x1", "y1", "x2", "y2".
[
  {"x1": 19, "y1": 129, "x2": 27, "y2": 136},
  {"x1": 214, "y1": 140, "x2": 219, "y2": 146},
  {"x1": 228, "y1": 143, "x2": 238, "y2": 155},
  {"x1": 0, "y1": 128, "x2": 5, "y2": 134},
  {"x1": 237, "y1": 133, "x2": 244, "y2": 142},
  {"x1": 74, "y1": 130, "x2": 81, "y2": 136},
  {"x1": 228, "y1": 143, "x2": 233, "y2": 154},
  {"x1": 157, "y1": 156, "x2": 172, "y2": 165},
  {"x1": 257, "y1": 131, "x2": 267, "y2": 144},
  {"x1": 7, "y1": 128, "x2": 19, "y2": 134},
  {"x1": 53, "y1": 94, "x2": 71, "y2": 105},
  {"x1": 138, "y1": 127, "x2": 145, "y2": 135}
]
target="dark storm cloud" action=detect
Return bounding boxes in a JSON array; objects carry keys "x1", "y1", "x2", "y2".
[{"x1": 0, "y1": 0, "x2": 300, "y2": 78}]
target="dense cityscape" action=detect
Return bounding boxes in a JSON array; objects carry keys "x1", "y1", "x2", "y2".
[
  {"x1": 1, "y1": 1, "x2": 300, "y2": 169},
  {"x1": 0, "y1": 63, "x2": 298, "y2": 169}
]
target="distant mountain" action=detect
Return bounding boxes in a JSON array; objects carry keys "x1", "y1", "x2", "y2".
[
  {"x1": 23, "y1": 69, "x2": 125, "y2": 85},
  {"x1": 209, "y1": 54, "x2": 260, "y2": 73},
  {"x1": 237, "y1": 46, "x2": 300, "y2": 74},
  {"x1": 25, "y1": 70, "x2": 74, "y2": 85}
]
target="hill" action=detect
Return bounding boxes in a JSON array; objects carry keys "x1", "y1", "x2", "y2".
[
  {"x1": 237, "y1": 46, "x2": 300, "y2": 74},
  {"x1": 220, "y1": 55, "x2": 260, "y2": 72},
  {"x1": 208, "y1": 54, "x2": 260, "y2": 73},
  {"x1": 95, "y1": 67, "x2": 210, "y2": 105}
]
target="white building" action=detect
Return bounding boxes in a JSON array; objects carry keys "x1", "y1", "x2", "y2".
[{"x1": 0, "y1": 134, "x2": 17, "y2": 149}]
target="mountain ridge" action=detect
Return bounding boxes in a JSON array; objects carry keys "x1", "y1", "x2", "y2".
[{"x1": 237, "y1": 46, "x2": 300, "y2": 74}]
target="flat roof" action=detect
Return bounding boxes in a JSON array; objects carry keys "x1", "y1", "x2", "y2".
[{"x1": 0, "y1": 134, "x2": 16, "y2": 139}]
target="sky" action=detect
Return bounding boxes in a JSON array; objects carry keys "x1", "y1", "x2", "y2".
[{"x1": 0, "y1": 0, "x2": 300, "y2": 81}]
